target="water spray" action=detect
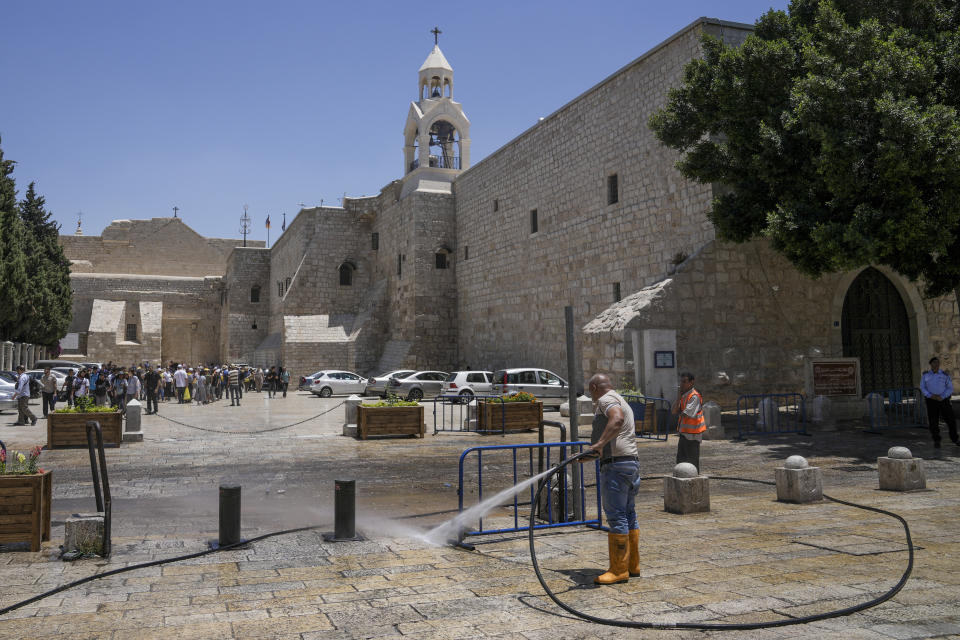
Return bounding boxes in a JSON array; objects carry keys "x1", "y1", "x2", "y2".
[{"x1": 525, "y1": 452, "x2": 916, "y2": 631}]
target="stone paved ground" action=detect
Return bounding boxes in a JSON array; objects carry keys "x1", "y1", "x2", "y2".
[{"x1": 1, "y1": 392, "x2": 960, "y2": 639}]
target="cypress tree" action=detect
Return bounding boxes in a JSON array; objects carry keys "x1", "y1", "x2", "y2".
[
  {"x1": 0, "y1": 139, "x2": 31, "y2": 341},
  {"x1": 19, "y1": 182, "x2": 73, "y2": 345}
]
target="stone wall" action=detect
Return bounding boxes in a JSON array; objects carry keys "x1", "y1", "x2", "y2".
[
  {"x1": 220, "y1": 247, "x2": 271, "y2": 363},
  {"x1": 61, "y1": 218, "x2": 262, "y2": 277},
  {"x1": 453, "y1": 19, "x2": 751, "y2": 376},
  {"x1": 581, "y1": 240, "x2": 960, "y2": 407}
]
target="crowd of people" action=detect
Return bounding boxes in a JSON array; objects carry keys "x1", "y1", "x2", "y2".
[{"x1": 29, "y1": 362, "x2": 292, "y2": 418}]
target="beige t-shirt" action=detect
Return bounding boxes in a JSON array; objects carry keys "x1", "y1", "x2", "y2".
[{"x1": 592, "y1": 390, "x2": 638, "y2": 459}]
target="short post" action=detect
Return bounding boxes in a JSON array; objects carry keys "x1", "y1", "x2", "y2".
[
  {"x1": 702, "y1": 400, "x2": 723, "y2": 439},
  {"x1": 324, "y1": 479, "x2": 363, "y2": 542},
  {"x1": 775, "y1": 455, "x2": 822, "y2": 503},
  {"x1": 663, "y1": 463, "x2": 710, "y2": 514},
  {"x1": 123, "y1": 398, "x2": 143, "y2": 442},
  {"x1": 878, "y1": 447, "x2": 926, "y2": 491},
  {"x1": 810, "y1": 395, "x2": 836, "y2": 431},
  {"x1": 218, "y1": 485, "x2": 242, "y2": 547}
]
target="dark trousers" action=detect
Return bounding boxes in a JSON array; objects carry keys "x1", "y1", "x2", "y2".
[
  {"x1": 230, "y1": 384, "x2": 241, "y2": 405},
  {"x1": 17, "y1": 396, "x2": 36, "y2": 424},
  {"x1": 42, "y1": 391, "x2": 56, "y2": 416},
  {"x1": 676, "y1": 435, "x2": 701, "y2": 472},
  {"x1": 176, "y1": 386, "x2": 185, "y2": 403},
  {"x1": 267, "y1": 381, "x2": 275, "y2": 398},
  {"x1": 926, "y1": 397, "x2": 958, "y2": 444},
  {"x1": 146, "y1": 392, "x2": 158, "y2": 414},
  {"x1": 282, "y1": 382, "x2": 288, "y2": 398}
]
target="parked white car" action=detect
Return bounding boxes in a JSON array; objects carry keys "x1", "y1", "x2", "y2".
[
  {"x1": 442, "y1": 371, "x2": 494, "y2": 398},
  {"x1": 310, "y1": 370, "x2": 368, "y2": 397},
  {"x1": 491, "y1": 368, "x2": 569, "y2": 407},
  {"x1": 365, "y1": 370, "x2": 417, "y2": 397},
  {"x1": 0, "y1": 387, "x2": 15, "y2": 413}
]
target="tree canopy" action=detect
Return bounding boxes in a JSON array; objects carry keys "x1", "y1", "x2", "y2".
[
  {"x1": 0, "y1": 137, "x2": 73, "y2": 345},
  {"x1": 650, "y1": 0, "x2": 960, "y2": 297}
]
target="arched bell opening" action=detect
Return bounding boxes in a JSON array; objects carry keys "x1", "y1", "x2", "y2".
[{"x1": 427, "y1": 120, "x2": 460, "y2": 170}]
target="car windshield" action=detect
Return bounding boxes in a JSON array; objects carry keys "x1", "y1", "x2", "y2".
[{"x1": 445, "y1": 373, "x2": 457, "y2": 382}]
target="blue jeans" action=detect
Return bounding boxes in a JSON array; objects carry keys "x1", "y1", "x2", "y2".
[{"x1": 600, "y1": 460, "x2": 640, "y2": 534}]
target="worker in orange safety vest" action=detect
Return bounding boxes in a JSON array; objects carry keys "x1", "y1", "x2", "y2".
[{"x1": 671, "y1": 371, "x2": 706, "y2": 472}]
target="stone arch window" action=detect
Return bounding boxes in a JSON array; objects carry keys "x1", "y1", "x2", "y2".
[
  {"x1": 285, "y1": 277, "x2": 291, "y2": 293},
  {"x1": 430, "y1": 75, "x2": 442, "y2": 98},
  {"x1": 435, "y1": 244, "x2": 451, "y2": 269},
  {"x1": 250, "y1": 285, "x2": 260, "y2": 303},
  {"x1": 338, "y1": 261, "x2": 356, "y2": 286}
]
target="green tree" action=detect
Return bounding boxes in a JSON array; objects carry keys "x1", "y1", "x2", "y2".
[
  {"x1": 650, "y1": 0, "x2": 960, "y2": 298},
  {"x1": 0, "y1": 139, "x2": 31, "y2": 341},
  {"x1": 19, "y1": 182, "x2": 73, "y2": 345}
]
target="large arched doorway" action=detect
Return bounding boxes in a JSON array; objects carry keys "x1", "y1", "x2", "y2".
[{"x1": 842, "y1": 267, "x2": 913, "y2": 393}]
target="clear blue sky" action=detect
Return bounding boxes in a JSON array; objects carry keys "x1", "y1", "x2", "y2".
[{"x1": 2, "y1": 0, "x2": 788, "y2": 242}]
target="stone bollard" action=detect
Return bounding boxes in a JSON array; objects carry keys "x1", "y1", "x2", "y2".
[
  {"x1": 663, "y1": 463, "x2": 710, "y2": 514},
  {"x1": 810, "y1": 395, "x2": 837, "y2": 432},
  {"x1": 342, "y1": 395, "x2": 365, "y2": 437},
  {"x1": 878, "y1": 447, "x2": 926, "y2": 491},
  {"x1": 64, "y1": 513, "x2": 105, "y2": 556},
  {"x1": 865, "y1": 392, "x2": 885, "y2": 427},
  {"x1": 123, "y1": 399, "x2": 143, "y2": 443},
  {"x1": 775, "y1": 455, "x2": 822, "y2": 503},
  {"x1": 756, "y1": 397, "x2": 779, "y2": 431},
  {"x1": 702, "y1": 400, "x2": 723, "y2": 440},
  {"x1": 575, "y1": 395, "x2": 593, "y2": 426}
]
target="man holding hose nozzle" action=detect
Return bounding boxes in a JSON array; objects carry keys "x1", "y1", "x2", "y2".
[{"x1": 580, "y1": 373, "x2": 641, "y2": 585}]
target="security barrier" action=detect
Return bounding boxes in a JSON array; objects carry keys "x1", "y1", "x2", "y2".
[
  {"x1": 432, "y1": 395, "x2": 507, "y2": 435},
  {"x1": 622, "y1": 395, "x2": 672, "y2": 440},
  {"x1": 736, "y1": 393, "x2": 808, "y2": 438},
  {"x1": 866, "y1": 388, "x2": 926, "y2": 433},
  {"x1": 458, "y1": 441, "x2": 604, "y2": 536}
]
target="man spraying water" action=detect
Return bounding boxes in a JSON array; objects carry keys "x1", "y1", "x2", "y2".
[{"x1": 580, "y1": 373, "x2": 641, "y2": 585}]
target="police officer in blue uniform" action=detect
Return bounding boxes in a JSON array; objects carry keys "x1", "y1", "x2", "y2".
[{"x1": 921, "y1": 356, "x2": 957, "y2": 449}]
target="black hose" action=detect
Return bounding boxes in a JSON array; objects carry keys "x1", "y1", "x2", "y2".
[
  {"x1": 527, "y1": 454, "x2": 914, "y2": 630},
  {"x1": 0, "y1": 524, "x2": 322, "y2": 617}
]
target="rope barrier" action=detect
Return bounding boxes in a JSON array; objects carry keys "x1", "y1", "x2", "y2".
[{"x1": 152, "y1": 400, "x2": 346, "y2": 434}]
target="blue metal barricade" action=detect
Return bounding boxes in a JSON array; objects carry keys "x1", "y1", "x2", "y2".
[
  {"x1": 866, "y1": 388, "x2": 926, "y2": 432},
  {"x1": 622, "y1": 395, "x2": 672, "y2": 440},
  {"x1": 432, "y1": 395, "x2": 507, "y2": 435},
  {"x1": 736, "y1": 393, "x2": 807, "y2": 438},
  {"x1": 458, "y1": 441, "x2": 604, "y2": 537}
]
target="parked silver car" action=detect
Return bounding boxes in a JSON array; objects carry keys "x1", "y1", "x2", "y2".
[
  {"x1": 387, "y1": 370, "x2": 449, "y2": 401},
  {"x1": 365, "y1": 370, "x2": 416, "y2": 397},
  {"x1": 442, "y1": 371, "x2": 493, "y2": 398},
  {"x1": 299, "y1": 370, "x2": 327, "y2": 391},
  {"x1": 491, "y1": 368, "x2": 569, "y2": 406},
  {"x1": 0, "y1": 387, "x2": 15, "y2": 413}
]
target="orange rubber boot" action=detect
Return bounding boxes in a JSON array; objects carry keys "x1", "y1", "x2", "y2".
[
  {"x1": 594, "y1": 533, "x2": 630, "y2": 585},
  {"x1": 628, "y1": 529, "x2": 640, "y2": 577}
]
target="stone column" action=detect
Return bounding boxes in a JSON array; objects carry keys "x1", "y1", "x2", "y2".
[
  {"x1": 27, "y1": 344, "x2": 35, "y2": 369},
  {"x1": 123, "y1": 399, "x2": 143, "y2": 442},
  {"x1": 878, "y1": 447, "x2": 925, "y2": 491},
  {"x1": 0, "y1": 341, "x2": 10, "y2": 370},
  {"x1": 775, "y1": 455, "x2": 822, "y2": 503},
  {"x1": 663, "y1": 463, "x2": 710, "y2": 514},
  {"x1": 13, "y1": 342, "x2": 23, "y2": 369}
]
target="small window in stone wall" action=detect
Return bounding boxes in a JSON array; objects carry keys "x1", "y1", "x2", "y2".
[
  {"x1": 339, "y1": 263, "x2": 354, "y2": 286},
  {"x1": 607, "y1": 173, "x2": 619, "y2": 205},
  {"x1": 435, "y1": 252, "x2": 448, "y2": 269},
  {"x1": 251, "y1": 322, "x2": 257, "y2": 330},
  {"x1": 493, "y1": 198, "x2": 499, "y2": 212},
  {"x1": 464, "y1": 245, "x2": 469, "y2": 261},
  {"x1": 250, "y1": 285, "x2": 260, "y2": 303},
  {"x1": 285, "y1": 277, "x2": 291, "y2": 293},
  {"x1": 397, "y1": 253, "x2": 402, "y2": 278},
  {"x1": 530, "y1": 209, "x2": 538, "y2": 234},
  {"x1": 371, "y1": 232, "x2": 379, "y2": 250},
  {"x1": 278, "y1": 281, "x2": 283, "y2": 297},
  {"x1": 125, "y1": 323, "x2": 137, "y2": 342},
  {"x1": 613, "y1": 282, "x2": 621, "y2": 303}
]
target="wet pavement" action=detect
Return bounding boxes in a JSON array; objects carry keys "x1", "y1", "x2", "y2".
[{"x1": 1, "y1": 391, "x2": 959, "y2": 639}]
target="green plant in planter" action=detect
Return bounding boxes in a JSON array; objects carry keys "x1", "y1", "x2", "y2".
[
  {"x1": 53, "y1": 396, "x2": 119, "y2": 413},
  {"x1": 362, "y1": 393, "x2": 420, "y2": 408}
]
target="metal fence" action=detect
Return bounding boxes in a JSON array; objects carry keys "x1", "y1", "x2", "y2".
[
  {"x1": 432, "y1": 395, "x2": 508, "y2": 435},
  {"x1": 866, "y1": 387, "x2": 926, "y2": 432},
  {"x1": 458, "y1": 441, "x2": 603, "y2": 537},
  {"x1": 622, "y1": 395, "x2": 672, "y2": 440},
  {"x1": 736, "y1": 393, "x2": 808, "y2": 438}
]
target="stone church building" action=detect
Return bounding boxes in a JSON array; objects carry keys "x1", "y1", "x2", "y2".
[{"x1": 60, "y1": 17, "x2": 960, "y2": 405}]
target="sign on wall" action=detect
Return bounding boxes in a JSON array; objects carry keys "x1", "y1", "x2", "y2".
[{"x1": 811, "y1": 360, "x2": 860, "y2": 396}]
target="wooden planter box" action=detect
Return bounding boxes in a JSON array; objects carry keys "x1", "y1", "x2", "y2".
[
  {"x1": 478, "y1": 401, "x2": 543, "y2": 432},
  {"x1": 357, "y1": 405, "x2": 424, "y2": 439},
  {"x1": 47, "y1": 412, "x2": 123, "y2": 448},
  {"x1": 628, "y1": 401, "x2": 658, "y2": 434},
  {"x1": 0, "y1": 471, "x2": 52, "y2": 551}
]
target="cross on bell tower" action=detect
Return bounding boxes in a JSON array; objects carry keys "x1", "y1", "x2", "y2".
[{"x1": 431, "y1": 26, "x2": 441, "y2": 45}]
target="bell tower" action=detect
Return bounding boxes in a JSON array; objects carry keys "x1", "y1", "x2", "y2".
[{"x1": 402, "y1": 27, "x2": 471, "y2": 198}]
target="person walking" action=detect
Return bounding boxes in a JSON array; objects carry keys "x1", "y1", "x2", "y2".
[
  {"x1": 280, "y1": 367, "x2": 290, "y2": 398},
  {"x1": 580, "y1": 373, "x2": 640, "y2": 585},
  {"x1": 255, "y1": 367, "x2": 264, "y2": 393},
  {"x1": 12, "y1": 365, "x2": 38, "y2": 426},
  {"x1": 921, "y1": 356, "x2": 957, "y2": 449},
  {"x1": 228, "y1": 365, "x2": 241, "y2": 406},
  {"x1": 61, "y1": 369, "x2": 76, "y2": 408},
  {"x1": 672, "y1": 371, "x2": 706, "y2": 471},
  {"x1": 173, "y1": 365, "x2": 187, "y2": 404},
  {"x1": 94, "y1": 370, "x2": 109, "y2": 407},
  {"x1": 40, "y1": 366, "x2": 58, "y2": 417},
  {"x1": 143, "y1": 366, "x2": 161, "y2": 415},
  {"x1": 73, "y1": 370, "x2": 90, "y2": 401},
  {"x1": 124, "y1": 370, "x2": 141, "y2": 413},
  {"x1": 113, "y1": 371, "x2": 128, "y2": 412},
  {"x1": 266, "y1": 366, "x2": 277, "y2": 398}
]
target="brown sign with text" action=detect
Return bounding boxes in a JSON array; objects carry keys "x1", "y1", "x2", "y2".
[{"x1": 812, "y1": 362, "x2": 859, "y2": 396}]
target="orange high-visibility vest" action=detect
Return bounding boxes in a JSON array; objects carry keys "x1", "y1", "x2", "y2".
[{"x1": 678, "y1": 389, "x2": 706, "y2": 434}]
